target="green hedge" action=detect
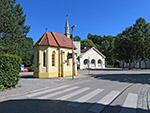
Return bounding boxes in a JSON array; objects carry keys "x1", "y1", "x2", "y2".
[
  {"x1": 29, "y1": 64, "x2": 34, "y2": 72},
  {"x1": 0, "y1": 54, "x2": 22, "y2": 88}
]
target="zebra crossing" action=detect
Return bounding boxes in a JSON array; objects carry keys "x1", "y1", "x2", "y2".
[
  {"x1": 23, "y1": 85, "x2": 138, "y2": 113},
  {"x1": 88, "y1": 91, "x2": 120, "y2": 113},
  {"x1": 119, "y1": 93, "x2": 138, "y2": 113}
]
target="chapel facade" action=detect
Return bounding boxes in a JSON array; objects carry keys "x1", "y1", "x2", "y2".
[{"x1": 33, "y1": 16, "x2": 77, "y2": 78}]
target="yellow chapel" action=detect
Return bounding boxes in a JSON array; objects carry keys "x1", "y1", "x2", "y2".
[{"x1": 33, "y1": 16, "x2": 77, "y2": 78}]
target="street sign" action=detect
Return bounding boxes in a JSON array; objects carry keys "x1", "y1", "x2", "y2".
[
  {"x1": 68, "y1": 53, "x2": 73, "y2": 59},
  {"x1": 73, "y1": 62, "x2": 75, "y2": 65},
  {"x1": 21, "y1": 64, "x2": 24, "y2": 70}
]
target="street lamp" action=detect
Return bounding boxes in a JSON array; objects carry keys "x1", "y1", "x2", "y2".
[{"x1": 71, "y1": 25, "x2": 77, "y2": 80}]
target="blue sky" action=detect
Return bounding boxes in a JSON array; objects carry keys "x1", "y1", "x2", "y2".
[{"x1": 17, "y1": 0, "x2": 150, "y2": 43}]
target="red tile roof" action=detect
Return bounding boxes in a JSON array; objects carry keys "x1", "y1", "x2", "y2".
[
  {"x1": 34, "y1": 32, "x2": 58, "y2": 47},
  {"x1": 51, "y1": 32, "x2": 76, "y2": 49},
  {"x1": 34, "y1": 32, "x2": 76, "y2": 49}
]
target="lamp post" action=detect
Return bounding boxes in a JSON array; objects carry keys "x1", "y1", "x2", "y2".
[{"x1": 71, "y1": 25, "x2": 77, "y2": 80}]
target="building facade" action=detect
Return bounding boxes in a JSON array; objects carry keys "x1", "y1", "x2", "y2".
[
  {"x1": 79, "y1": 47, "x2": 106, "y2": 69},
  {"x1": 33, "y1": 16, "x2": 77, "y2": 78}
]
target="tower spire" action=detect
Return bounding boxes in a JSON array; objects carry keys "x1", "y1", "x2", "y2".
[{"x1": 65, "y1": 15, "x2": 70, "y2": 38}]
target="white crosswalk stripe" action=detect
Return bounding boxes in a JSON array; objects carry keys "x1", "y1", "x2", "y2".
[
  {"x1": 37, "y1": 86, "x2": 79, "y2": 99},
  {"x1": 88, "y1": 91, "x2": 120, "y2": 113},
  {"x1": 23, "y1": 85, "x2": 139, "y2": 113},
  {"x1": 119, "y1": 93, "x2": 138, "y2": 113},
  {"x1": 68, "y1": 89, "x2": 104, "y2": 107},
  {"x1": 57, "y1": 87, "x2": 90, "y2": 101},
  {"x1": 26, "y1": 85, "x2": 70, "y2": 98}
]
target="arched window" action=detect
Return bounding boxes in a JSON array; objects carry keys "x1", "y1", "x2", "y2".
[
  {"x1": 52, "y1": 51, "x2": 55, "y2": 66},
  {"x1": 67, "y1": 53, "x2": 70, "y2": 66},
  {"x1": 84, "y1": 59, "x2": 88, "y2": 65},
  {"x1": 98, "y1": 59, "x2": 102, "y2": 67},
  {"x1": 43, "y1": 52, "x2": 46, "y2": 67},
  {"x1": 91, "y1": 59, "x2": 95, "y2": 65}
]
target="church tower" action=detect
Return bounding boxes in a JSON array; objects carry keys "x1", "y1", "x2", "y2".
[{"x1": 65, "y1": 15, "x2": 70, "y2": 38}]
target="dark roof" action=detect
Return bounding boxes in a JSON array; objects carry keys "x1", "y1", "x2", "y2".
[
  {"x1": 81, "y1": 47, "x2": 91, "y2": 53},
  {"x1": 34, "y1": 32, "x2": 76, "y2": 49}
]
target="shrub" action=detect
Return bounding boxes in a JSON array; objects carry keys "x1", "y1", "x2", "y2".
[
  {"x1": 0, "y1": 54, "x2": 22, "y2": 88},
  {"x1": 29, "y1": 64, "x2": 34, "y2": 72},
  {"x1": 0, "y1": 85, "x2": 4, "y2": 91}
]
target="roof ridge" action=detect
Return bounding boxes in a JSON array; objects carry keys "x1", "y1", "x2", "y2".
[
  {"x1": 51, "y1": 31, "x2": 60, "y2": 47},
  {"x1": 33, "y1": 33, "x2": 46, "y2": 46},
  {"x1": 46, "y1": 32, "x2": 50, "y2": 46},
  {"x1": 80, "y1": 46, "x2": 106, "y2": 58},
  {"x1": 92, "y1": 47, "x2": 106, "y2": 58}
]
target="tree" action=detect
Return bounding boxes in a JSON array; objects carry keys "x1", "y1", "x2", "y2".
[
  {"x1": 100, "y1": 38, "x2": 115, "y2": 65},
  {"x1": 73, "y1": 35, "x2": 81, "y2": 41},
  {"x1": 114, "y1": 17, "x2": 150, "y2": 69},
  {"x1": 87, "y1": 33, "x2": 115, "y2": 65},
  {"x1": 81, "y1": 39, "x2": 96, "y2": 49},
  {"x1": 21, "y1": 37, "x2": 34, "y2": 66},
  {"x1": 132, "y1": 18, "x2": 150, "y2": 68},
  {"x1": 70, "y1": 35, "x2": 81, "y2": 41},
  {"x1": 0, "y1": 0, "x2": 32, "y2": 66}
]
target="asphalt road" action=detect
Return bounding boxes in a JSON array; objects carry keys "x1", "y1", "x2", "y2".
[{"x1": 0, "y1": 69, "x2": 150, "y2": 113}]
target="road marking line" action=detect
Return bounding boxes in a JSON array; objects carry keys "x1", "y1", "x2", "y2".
[
  {"x1": 88, "y1": 91, "x2": 120, "y2": 113},
  {"x1": 68, "y1": 89, "x2": 104, "y2": 107},
  {"x1": 119, "y1": 93, "x2": 138, "y2": 113},
  {"x1": 37, "y1": 86, "x2": 79, "y2": 99},
  {"x1": 26, "y1": 85, "x2": 70, "y2": 97},
  {"x1": 57, "y1": 87, "x2": 90, "y2": 101}
]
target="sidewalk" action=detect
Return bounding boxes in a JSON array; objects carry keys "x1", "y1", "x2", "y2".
[{"x1": 0, "y1": 72, "x2": 91, "y2": 101}]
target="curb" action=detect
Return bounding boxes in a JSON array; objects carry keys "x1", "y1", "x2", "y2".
[
  {"x1": 147, "y1": 86, "x2": 150, "y2": 110},
  {"x1": 137, "y1": 84, "x2": 150, "y2": 112}
]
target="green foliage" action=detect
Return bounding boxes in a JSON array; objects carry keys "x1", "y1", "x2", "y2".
[
  {"x1": 88, "y1": 34, "x2": 115, "y2": 65},
  {"x1": 0, "y1": 84, "x2": 4, "y2": 91},
  {"x1": 81, "y1": 39, "x2": 96, "y2": 49},
  {"x1": 114, "y1": 17, "x2": 150, "y2": 68},
  {"x1": 132, "y1": 18, "x2": 150, "y2": 60},
  {"x1": 0, "y1": 0, "x2": 32, "y2": 66},
  {"x1": 82, "y1": 17, "x2": 150, "y2": 68},
  {"x1": 21, "y1": 37, "x2": 34, "y2": 66},
  {"x1": 29, "y1": 64, "x2": 34, "y2": 72},
  {"x1": 0, "y1": 54, "x2": 22, "y2": 88},
  {"x1": 70, "y1": 35, "x2": 81, "y2": 41}
]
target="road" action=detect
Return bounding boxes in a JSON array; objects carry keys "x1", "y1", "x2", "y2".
[{"x1": 0, "y1": 69, "x2": 150, "y2": 113}]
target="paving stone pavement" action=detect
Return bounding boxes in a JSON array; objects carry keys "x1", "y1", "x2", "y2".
[
  {"x1": 0, "y1": 71, "x2": 92, "y2": 101},
  {"x1": 0, "y1": 79, "x2": 148, "y2": 113},
  {"x1": 1, "y1": 69, "x2": 150, "y2": 112}
]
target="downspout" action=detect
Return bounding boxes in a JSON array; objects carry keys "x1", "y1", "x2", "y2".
[{"x1": 58, "y1": 47, "x2": 61, "y2": 77}]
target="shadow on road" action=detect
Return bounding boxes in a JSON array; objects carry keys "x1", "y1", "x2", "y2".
[
  {"x1": 0, "y1": 99, "x2": 147, "y2": 113},
  {"x1": 20, "y1": 75, "x2": 33, "y2": 78},
  {"x1": 88, "y1": 73, "x2": 150, "y2": 84}
]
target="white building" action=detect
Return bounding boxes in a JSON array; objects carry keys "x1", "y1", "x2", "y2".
[{"x1": 79, "y1": 47, "x2": 106, "y2": 69}]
